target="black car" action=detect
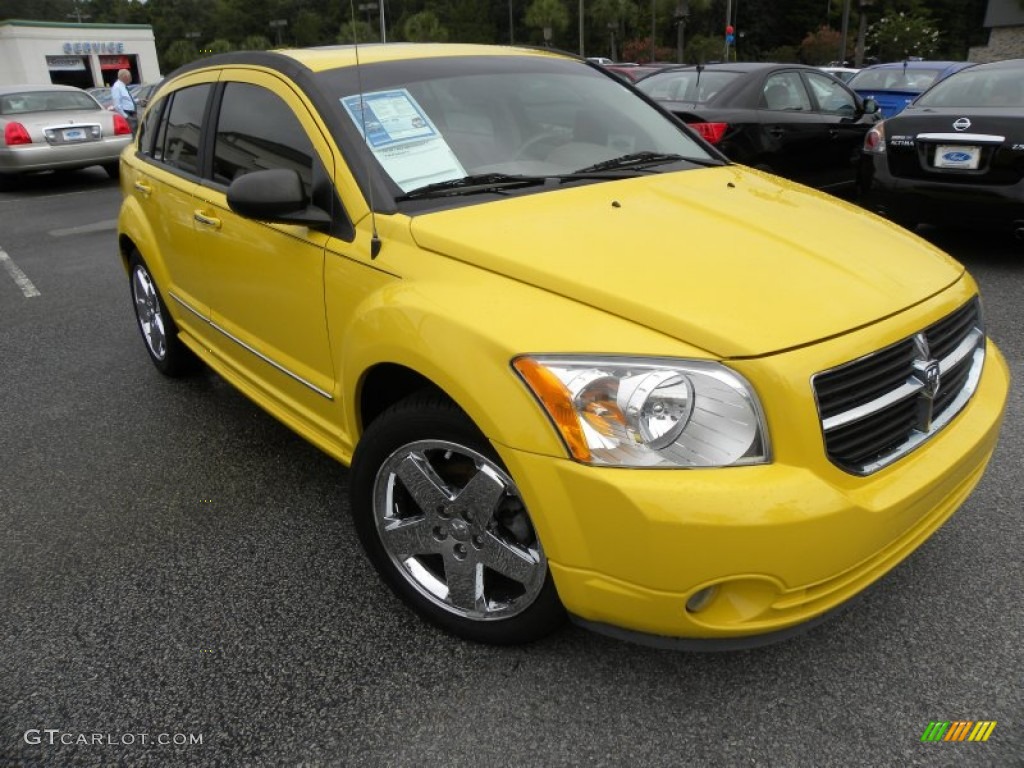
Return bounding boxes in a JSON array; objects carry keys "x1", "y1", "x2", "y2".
[
  {"x1": 859, "y1": 58, "x2": 1024, "y2": 238},
  {"x1": 635, "y1": 62, "x2": 880, "y2": 195}
]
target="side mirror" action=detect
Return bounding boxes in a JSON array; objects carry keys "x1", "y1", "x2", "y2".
[
  {"x1": 862, "y1": 97, "x2": 880, "y2": 115},
  {"x1": 227, "y1": 168, "x2": 331, "y2": 228}
]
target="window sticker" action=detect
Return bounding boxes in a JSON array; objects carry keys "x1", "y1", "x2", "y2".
[{"x1": 342, "y1": 89, "x2": 466, "y2": 192}]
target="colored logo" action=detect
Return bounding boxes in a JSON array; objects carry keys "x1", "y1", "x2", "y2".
[
  {"x1": 942, "y1": 151, "x2": 972, "y2": 163},
  {"x1": 953, "y1": 117, "x2": 971, "y2": 131},
  {"x1": 921, "y1": 721, "x2": 997, "y2": 742}
]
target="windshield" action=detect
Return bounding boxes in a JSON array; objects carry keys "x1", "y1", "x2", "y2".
[
  {"x1": 316, "y1": 55, "x2": 717, "y2": 197},
  {"x1": 847, "y1": 67, "x2": 943, "y2": 92},
  {"x1": 915, "y1": 68, "x2": 1024, "y2": 108},
  {"x1": 636, "y1": 70, "x2": 740, "y2": 103},
  {"x1": 0, "y1": 90, "x2": 101, "y2": 115}
]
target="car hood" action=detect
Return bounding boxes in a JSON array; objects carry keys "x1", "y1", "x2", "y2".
[{"x1": 408, "y1": 166, "x2": 963, "y2": 358}]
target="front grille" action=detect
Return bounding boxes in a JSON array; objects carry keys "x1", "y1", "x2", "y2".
[{"x1": 813, "y1": 299, "x2": 985, "y2": 475}]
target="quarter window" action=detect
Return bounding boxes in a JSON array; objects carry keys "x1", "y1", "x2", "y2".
[{"x1": 212, "y1": 83, "x2": 315, "y2": 195}]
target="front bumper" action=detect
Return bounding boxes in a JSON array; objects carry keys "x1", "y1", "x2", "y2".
[
  {"x1": 860, "y1": 153, "x2": 1024, "y2": 230},
  {"x1": 499, "y1": 333, "x2": 1009, "y2": 645},
  {"x1": 0, "y1": 137, "x2": 130, "y2": 174}
]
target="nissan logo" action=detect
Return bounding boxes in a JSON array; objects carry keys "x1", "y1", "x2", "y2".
[{"x1": 953, "y1": 117, "x2": 971, "y2": 131}]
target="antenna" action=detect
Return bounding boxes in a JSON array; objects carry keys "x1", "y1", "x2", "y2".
[{"x1": 349, "y1": 0, "x2": 382, "y2": 259}]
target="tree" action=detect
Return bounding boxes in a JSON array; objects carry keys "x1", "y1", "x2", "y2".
[
  {"x1": 800, "y1": 25, "x2": 845, "y2": 65},
  {"x1": 680, "y1": 33, "x2": 719, "y2": 64},
  {"x1": 337, "y1": 19, "x2": 376, "y2": 44},
  {"x1": 403, "y1": 11, "x2": 449, "y2": 42},
  {"x1": 205, "y1": 38, "x2": 234, "y2": 55},
  {"x1": 293, "y1": 9, "x2": 326, "y2": 47},
  {"x1": 866, "y1": 10, "x2": 939, "y2": 61},
  {"x1": 239, "y1": 34, "x2": 272, "y2": 50},
  {"x1": 163, "y1": 39, "x2": 199, "y2": 70},
  {"x1": 590, "y1": 0, "x2": 639, "y2": 59},
  {"x1": 525, "y1": 0, "x2": 569, "y2": 45}
]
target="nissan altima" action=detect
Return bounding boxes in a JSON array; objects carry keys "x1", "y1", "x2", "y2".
[{"x1": 860, "y1": 58, "x2": 1024, "y2": 237}]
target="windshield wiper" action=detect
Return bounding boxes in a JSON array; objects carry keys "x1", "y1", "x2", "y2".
[
  {"x1": 573, "y1": 151, "x2": 723, "y2": 173},
  {"x1": 396, "y1": 173, "x2": 549, "y2": 201}
]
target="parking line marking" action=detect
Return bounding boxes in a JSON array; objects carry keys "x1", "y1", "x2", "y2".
[
  {"x1": 0, "y1": 247, "x2": 41, "y2": 298},
  {"x1": 49, "y1": 219, "x2": 118, "y2": 237}
]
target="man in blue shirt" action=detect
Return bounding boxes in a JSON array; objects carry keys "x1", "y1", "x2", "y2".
[{"x1": 110, "y1": 69, "x2": 137, "y2": 133}]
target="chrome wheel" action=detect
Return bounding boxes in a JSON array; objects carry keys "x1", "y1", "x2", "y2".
[
  {"x1": 372, "y1": 439, "x2": 547, "y2": 621},
  {"x1": 131, "y1": 264, "x2": 167, "y2": 361}
]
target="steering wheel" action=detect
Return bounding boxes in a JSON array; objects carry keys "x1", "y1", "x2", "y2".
[{"x1": 514, "y1": 132, "x2": 567, "y2": 161}]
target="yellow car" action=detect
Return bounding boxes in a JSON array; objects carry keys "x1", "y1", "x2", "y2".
[{"x1": 117, "y1": 44, "x2": 1009, "y2": 648}]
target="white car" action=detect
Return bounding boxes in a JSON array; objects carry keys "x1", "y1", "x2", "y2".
[{"x1": 819, "y1": 66, "x2": 860, "y2": 83}]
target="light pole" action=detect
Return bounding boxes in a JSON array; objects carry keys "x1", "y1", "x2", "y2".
[
  {"x1": 650, "y1": 0, "x2": 656, "y2": 63},
  {"x1": 723, "y1": 0, "x2": 732, "y2": 61},
  {"x1": 838, "y1": 0, "x2": 851, "y2": 65},
  {"x1": 674, "y1": 2, "x2": 689, "y2": 64},
  {"x1": 579, "y1": 0, "x2": 585, "y2": 57}
]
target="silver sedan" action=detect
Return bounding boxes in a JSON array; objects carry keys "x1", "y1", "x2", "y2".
[{"x1": 0, "y1": 84, "x2": 133, "y2": 185}]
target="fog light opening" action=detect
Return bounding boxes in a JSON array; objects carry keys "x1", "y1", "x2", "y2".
[{"x1": 685, "y1": 586, "x2": 719, "y2": 614}]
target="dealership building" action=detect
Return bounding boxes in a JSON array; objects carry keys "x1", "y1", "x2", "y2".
[{"x1": 0, "y1": 20, "x2": 160, "y2": 88}]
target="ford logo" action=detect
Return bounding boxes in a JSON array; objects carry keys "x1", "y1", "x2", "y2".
[
  {"x1": 943, "y1": 151, "x2": 972, "y2": 162},
  {"x1": 953, "y1": 117, "x2": 971, "y2": 131}
]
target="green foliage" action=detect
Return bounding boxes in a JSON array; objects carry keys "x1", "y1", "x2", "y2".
[
  {"x1": 337, "y1": 19, "x2": 376, "y2": 45},
  {"x1": 525, "y1": 0, "x2": 569, "y2": 35},
  {"x1": 239, "y1": 34, "x2": 272, "y2": 50},
  {"x1": 0, "y1": 0, "x2": 993, "y2": 70},
  {"x1": 762, "y1": 44, "x2": 799, "y2": 63},
  {"x1": 205, "y1": 39, "x2": 234, "y2": 55},
  {"x1": 293, "y1": 10, "x2": 325, "y2": 47},
  {"x1": 681, "y1": 33, "x2": 721, "y2": 65},
  {"x1": 867, "y1": 10, "x2": 939, "y2": 61},
  {"x1": 162, "y1": 39, "x2": 199, "y2": 71},
  {"x1": 403, "y1": 11, "x2": 449, "y2": 43}
]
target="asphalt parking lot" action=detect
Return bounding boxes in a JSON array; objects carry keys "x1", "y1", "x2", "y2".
[{"x1": 1, "y1": 168, "x2": 1021, "y2": 767}]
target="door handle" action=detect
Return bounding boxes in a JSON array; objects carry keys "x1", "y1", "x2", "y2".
[
  {"x1": 133, "y1": 180, "x2": 152, "y2": 197},
  {"x1": 767, "y1": 127, "x2": 785, "y2": 138},
  {"x1": 193, "y1": 211, "x2": 222, "y2": 229},
  {"x1": 829, "y1": 129, "x2": 840, "y2": 139}
]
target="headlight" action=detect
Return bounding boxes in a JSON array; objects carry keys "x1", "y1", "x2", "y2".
[{"x1": 513, "y1": 356, "x2": 770, "y2": 468}]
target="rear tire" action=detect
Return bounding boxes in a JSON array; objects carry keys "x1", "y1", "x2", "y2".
[
  {"x1": 103, "y1": 162, "x2": 120, "y2": 180},
  {"x1": 350, "y1": 393, "x2": 566, "y2": 644},
  {"x1": 128, "y1": 251, "x2": 198, "y2": 377}
]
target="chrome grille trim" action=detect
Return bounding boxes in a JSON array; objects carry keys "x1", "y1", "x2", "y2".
[{"x1": 813, "y1": 299, "x2": 985, "y2": 475}]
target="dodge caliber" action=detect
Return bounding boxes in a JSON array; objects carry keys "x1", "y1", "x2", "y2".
[{"x1": 116, "y1": 44, "x2": 1009, "y2": 648}]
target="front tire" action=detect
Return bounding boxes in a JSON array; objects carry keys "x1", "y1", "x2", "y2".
[
  {"x1": 350, "y1": 393, "x2": 565, "y2": 644},
  {"x1": 128, "y1": 251, "x2": 198, "y2": 377}
]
